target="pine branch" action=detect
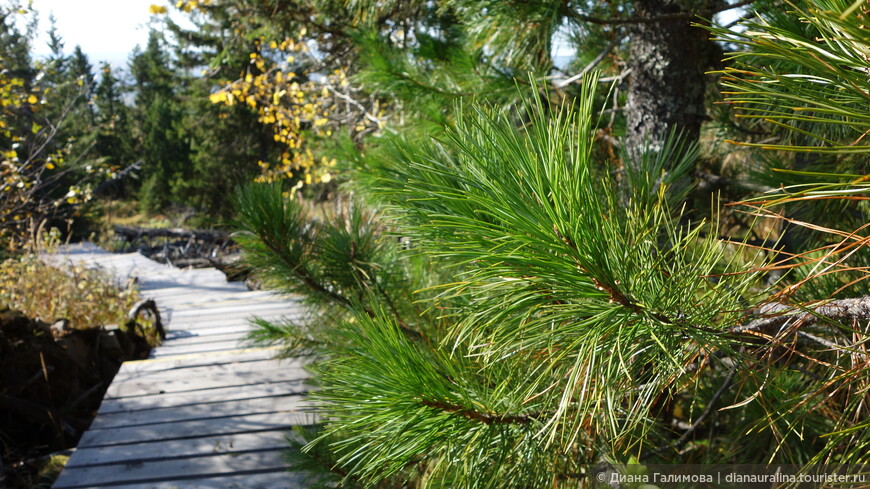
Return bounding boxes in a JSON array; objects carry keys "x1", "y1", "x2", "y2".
[
  {"x1": 263, "y1": 235, "x2": 428, "y2": 342},
  {"x1": 259, "y1": 234, "x2": 355, "y2": 310},
  {"x1": 553, "y1": 226, "x2": 722, "y2": 333},
  {"x1": 420, "y1": 399, "x2": 539, "y2": 425}
]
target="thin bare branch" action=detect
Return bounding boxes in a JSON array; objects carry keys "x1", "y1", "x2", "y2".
[
  {"x1": 733, "y1": 296, "x2": 870, "y2": 334},
  {"x1": 554, "y1": 35, "x2": 625, "y2": 89}
]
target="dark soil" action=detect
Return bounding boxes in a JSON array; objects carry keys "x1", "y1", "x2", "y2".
[{"x1": 0, "y1": 308, "x2": 153, "y2": 488}]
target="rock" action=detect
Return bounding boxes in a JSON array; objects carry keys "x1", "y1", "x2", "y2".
[{"x1": 50, "y1": 319, "x2": 69, "y2": 337}]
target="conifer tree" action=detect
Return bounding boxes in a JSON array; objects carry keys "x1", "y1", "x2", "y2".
[
  {"x1": 232, "y1": 0, "x2": 870, "y2": 486},
  {"x1": 40, "y1": 43, "x2": 101, "y2": 180},
  {"x1": 162, "y1": 8, "x2": 284, "y2": 218},
  {"x1": 69, "y1": 46, "x2": 96, "y2": 123},
  {"x1": 93, "y1": 62, "x2": 137, "y2": 196},
  {"x1": 130, "y1": 30, "x2": 192, "y2": 213}
]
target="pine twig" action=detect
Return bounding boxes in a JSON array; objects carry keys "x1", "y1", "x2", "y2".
[
  {"x1": 554, "y1": 35, "x2": 625, "y2": 89},
  {"x1": 420, "y1": 399, "x2": 539, "y2": 425},
  {"x1": 261, "y1": 236, "x2": 355, "y2": 310}
]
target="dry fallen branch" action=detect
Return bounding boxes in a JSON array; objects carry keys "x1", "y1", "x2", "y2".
[{"x1": 733, "y1": 296, "x2": 870, "y2": 334}]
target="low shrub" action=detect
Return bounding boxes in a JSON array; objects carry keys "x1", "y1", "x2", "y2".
[{"x1": 0, "y1": 252, "x2": 138, "y2": 330}]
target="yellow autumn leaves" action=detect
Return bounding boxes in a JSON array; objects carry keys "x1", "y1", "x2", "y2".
[
  {"x1": 0, "y1": 60, "x2": 82, "y2": 249},
  {"x1": 150, "y1": 1, "x2": 212, "y2": 15},
  {"x1": 207, "y1": 34, "x2": 362, "y2": 187}
]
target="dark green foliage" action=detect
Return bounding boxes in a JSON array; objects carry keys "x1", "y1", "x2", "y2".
[
  {"x1": 179, "y1": 82, "x2": 273, "y2": 219},
  {"x1": 130, "y1": 31, "x2": 193, "y2": 213},
  {"x1": 162, "y1": 9, "x2": 295, "y2": 219},
  {"x1": 308, "y1": 310, "x2": 561, "y2": 489},
  {"x1": 353, "y1": 32, "x2": 520, "y2": 130},
  {"x1": 234, "y1": 183, "x2": 424, "y2": 322},
  {"x1": 93, "y1": 63, "x2": 136, "y2": 180}
]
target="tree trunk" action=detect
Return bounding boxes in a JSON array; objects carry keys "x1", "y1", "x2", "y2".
[{"x1": 626, "y1": 0, "x2": 709, "y2": 159}]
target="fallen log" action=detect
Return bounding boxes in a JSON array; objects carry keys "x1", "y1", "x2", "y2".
[{"x1": 113, "y1": 225, "x2": 231, "y2": 243}]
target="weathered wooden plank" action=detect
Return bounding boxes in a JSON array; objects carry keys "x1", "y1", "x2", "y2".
[
  {"x1": 106, "y1": 365, "x2": 308, "y2": 399},
  {"x1": 165, "y1": 320, "x2": 296, "y2": 335},
  {"x1": 98, "y1": 380, "x2": 309, "y2": 414},
  {"x1": 89, "y1": 393, "x2": 309, "y2": 429},
  {"x1": 112, "y1": 357, "x2": 303, "y2": 384},
  {"x1": 170, "y1": 305, "x2": 299, "y2": 318},
  {"x1": 170, "y1": 308, "x2": 299, "y2": 320},
  {"x1": 77, "y1": 411, "x2": 314, "y2": 448},
  {"x1": 80, "y1": 261, "x2": 174, "y2": 277},
  {"x1": 141, "y1": 282, "x2": 247, "y2": 296},
  {"x1": 65, "y1": 430, "x2": 295, "y2": 467},
  {"x1": 146, "y1": 291, "x2": 278, "y2": 309},
  {"x1": 170, "y1": 311, "x2": 303, "y2": 327},
  {"x1": 164, "y1": 313, "x2": 297, "y2": 331},
  {"x1": 162, "y1": 288, "x2": 274, "y2": 298},
  {"x1": 152, "y1": 290, "x2": 279, "y2": 304},
  {"x1": 114, "y1": 348, "x2": 283, "y2": 375},
  {"x1": 169, "y1": 269, "x2": 232, "y2": 283},
  {"x1": 142, "y1": 274, "x2": 235, "y2": 285},
  {"x1": 164, "y1": 321, "x2": 298, "y2": 340},
  {"x1": 140, "y1": 282, "x2": 247, "y2": 305},
  {"x1": 166, "y1": 310, "x2": 301, "y2": 327},
  {"x1": 150, "y1": 340, "x2": 258, "y2": 357},
  {"x1": 80, "y1": 470, "x2": 308, "y2": 489},
  {"x1": 167, "y1": 317, "x2": 302, "y2": 334},
  {"x1": 164, "y1": 323, "x2": 264, "y2": 337},
  {"x1": 139, "y1": 287, "x2": 249, "y2": 300},
  {"x1": 159, "y1": 331, "x2": 249, "y2": 346},
  {"x1": 169, "y1": 301, "x2": 300, "y2": 317},
  {"x1": 117, "y1": 348, "x2": 271, "y2": 371},
  {"x1": 53, "y1": 448, "x2": 292, "y2": 488}
]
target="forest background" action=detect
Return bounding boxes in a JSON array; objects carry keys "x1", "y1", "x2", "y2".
[
  {"x1": 2, "y1": 0, "x2": 870, "y2": 487},
  {"x1": 0, "y1": 0, "x2": 797, "y2": 243}
]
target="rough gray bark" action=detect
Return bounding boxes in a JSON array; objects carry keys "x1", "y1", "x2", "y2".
[{"x1": 626, "y1": 0, "x2": 709, "y2": 158}]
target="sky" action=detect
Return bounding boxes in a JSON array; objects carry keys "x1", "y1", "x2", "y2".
[{"x1": 28, "y1": 0, "x2": 165, "y2": 66}]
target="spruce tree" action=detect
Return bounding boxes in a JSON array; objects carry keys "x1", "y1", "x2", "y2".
[
  {"x1": 69, "y1": 46, "x2": 96, "y2": 124},
  {"x1": 163, "y1": 8, "x2": 282, "y2": 219},
  {"x1": 130, "y1": 30, "x2": 192, "y2": 213},
  {"x1": 94, "y1": 62, "x2": 136, "y2": 178}
]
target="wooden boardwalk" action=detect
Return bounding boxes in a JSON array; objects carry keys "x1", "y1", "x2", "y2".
[{"x1": 49, "y1": 243, "x2": 311, "y2": 489}]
